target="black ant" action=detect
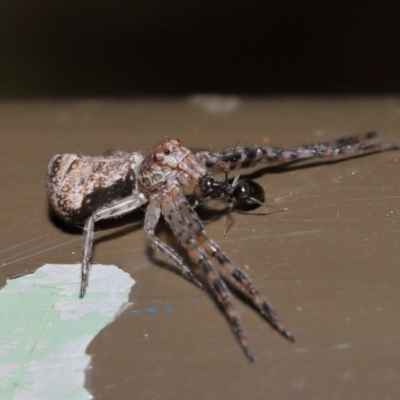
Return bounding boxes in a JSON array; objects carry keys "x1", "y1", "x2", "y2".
[{"x1": 198, "y1": 172, "x2": 286, "y2": 235}]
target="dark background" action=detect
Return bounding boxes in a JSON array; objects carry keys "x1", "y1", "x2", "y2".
[{"x1": 1, "y1": 1, "x2": 400, "y2": 96}]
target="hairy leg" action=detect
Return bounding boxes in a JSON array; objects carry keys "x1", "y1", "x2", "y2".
[
  {"x1": 80, "y1": 193, "x2": 147, "y2": 297},
  {"x1": 197, "y1": 131, "x2": 400, "y2": 172},
  {"x1": 144, "y1": 199, "x2": 204, "y2": 290}
]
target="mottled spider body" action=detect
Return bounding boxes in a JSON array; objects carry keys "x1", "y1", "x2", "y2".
[
  {"x1": 47, "y1": 131, "x2": 399, "y2": 361},
  {"x1": 47, "y1": 151, "x2": 143, "y2": 223}
]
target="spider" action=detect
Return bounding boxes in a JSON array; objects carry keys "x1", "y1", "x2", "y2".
[{"x1": 47, "y1": 130, "x2": 399, "y2": 361}]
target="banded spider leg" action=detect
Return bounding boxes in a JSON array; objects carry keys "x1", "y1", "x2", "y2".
[
  {"x1": 80, "y1": 194, "x2": 148, "y2": 298},
  {"x1": 157, "y1": 181, "x2": 294, "y2": 361},
  {"x1": 197, "y1": 131, "x2": 400, "y2": 172}
]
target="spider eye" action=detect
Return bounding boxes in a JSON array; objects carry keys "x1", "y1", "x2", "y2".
[{"x1": 164, "y1": 149, "x2": 170, "y2": 155}]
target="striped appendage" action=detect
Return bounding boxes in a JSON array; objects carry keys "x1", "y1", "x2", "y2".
[
  {"x1": 196, "y1": 131, "x2": 400, "y2": 172},
  {"x1": 157, "y1": 183, "x2": 294, "y2": 361}
]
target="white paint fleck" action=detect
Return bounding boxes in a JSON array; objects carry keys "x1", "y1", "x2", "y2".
[{"x1": 0, "y1": 264, "x2": 135, "y2": 400}]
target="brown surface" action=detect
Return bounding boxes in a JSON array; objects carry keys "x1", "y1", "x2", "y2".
[{"x1": 1, "y1": 98, "x2": 400, "y2": 399}]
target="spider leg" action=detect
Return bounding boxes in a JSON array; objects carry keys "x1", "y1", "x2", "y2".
[
  {"x1": 196, "y1": 131, "x2": 400, "y2": 172},
  {"x1": 163, "y1": 184, "x2": 294, "y2": 360},
  {"x1": 301, "y1": 130, "x2": 379, "y2": 148},
  {"x1": 160, "y1": 186, "x2": 255, "y2": 361},
  {"x1": 171, "y1": 187, "x2": 294, "y2": 342},
  {"x1": 144, "y1": 199, "x2": 204, "y2": 290},
  {"x1": 80, "y1": 193, "x2": 147, "y2": 298}
]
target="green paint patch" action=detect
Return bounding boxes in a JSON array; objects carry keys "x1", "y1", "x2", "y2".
[{"x1": 0, "y1": 264, "x2": 135, "y2": 400}]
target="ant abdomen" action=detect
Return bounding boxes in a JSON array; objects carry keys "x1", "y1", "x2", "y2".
[{"x1": 230, "y1": 178, "x2": 265, "y2": 211}]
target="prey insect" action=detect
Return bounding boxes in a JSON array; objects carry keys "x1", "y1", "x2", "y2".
[
  {"x1": 47, "y1": 131, "x2": 399, "y2": 361},
  {"x1": 198, "y1": 171, "x2": 286, "y2": 235}
]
